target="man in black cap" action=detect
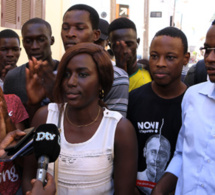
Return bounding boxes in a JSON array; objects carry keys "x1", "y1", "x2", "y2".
[{"x1": 95, "y1": 18, "x2": 109, "y2": 48}]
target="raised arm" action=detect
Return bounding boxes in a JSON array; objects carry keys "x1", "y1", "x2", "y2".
[
  {"x1": 114, "y1": 117, "x2": 138, "y2": 194},
  {"x1": 104, "y1": 66, "x2": 129, "y2": 117},
  {"x1": 26, "y1": 57, "x2": 56, "y2": 104},
  {"x1": 26, "y1": 57, "x2": 47, "y2": 105}
]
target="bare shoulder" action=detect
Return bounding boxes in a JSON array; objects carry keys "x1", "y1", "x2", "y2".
[
  {"x1": 115, "y1": 117, "x2": 136, "y2": 144},
  {"x1": 31, "y1": 105, "x2": 48, "y2": 128},
  {"x1": 117, "y1": 117, "x2": 134, "y2": 132}
]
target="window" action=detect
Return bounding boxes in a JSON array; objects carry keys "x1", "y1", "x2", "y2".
[{"x1": 1, "y1": 0, "x2": 45, "y2": 29}]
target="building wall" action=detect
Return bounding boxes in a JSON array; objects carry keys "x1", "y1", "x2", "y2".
[{"x1": 148, "y1": 0, "x2": 175, "y2": 46}]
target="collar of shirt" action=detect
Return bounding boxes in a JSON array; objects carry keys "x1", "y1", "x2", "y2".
[{"x1": 198, "y1": 81, "x2": 215, "y2": 100}]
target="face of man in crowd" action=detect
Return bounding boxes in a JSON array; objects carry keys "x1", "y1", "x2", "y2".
[
  {"x1": 61, "y1": 10, "x2": 100, "y2": 51},
  {"x1": 149, "y1": 35, "x2": 189, "y2": 87},
  {"x1": 204, "y1": 25, "x2": 215, "y2": 83},
  {"x1": 0, "y1": 38, "x2": 21, "y2": 68},
  {"x1": 22, "y1": 23, "x2": 54, "y2": 61},
  {"x1": 109, "y1": 28, "x2": 139, "y2": 68},
  {"x1": 144, "y1": 137, "x2": 170, "y2": 179}
]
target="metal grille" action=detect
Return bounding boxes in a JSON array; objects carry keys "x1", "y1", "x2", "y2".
[
  {"x1": 21, "y1": 0, "x2": 31, "y2": 26},
  {"x1": 35, "y1": 0, "x2": 43, "y2": 18},
  {"x1": 4, "y1": 0, "x2": 17, "y2": 25}
]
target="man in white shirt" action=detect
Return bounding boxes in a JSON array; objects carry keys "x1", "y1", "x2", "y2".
[{"x1": 152, "y1": 19, "x2": 215, "y2": 195}]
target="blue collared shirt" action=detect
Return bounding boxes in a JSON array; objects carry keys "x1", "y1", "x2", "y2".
[{"x1": 166, "y1": 80, "x2": 215, "y2": 195}]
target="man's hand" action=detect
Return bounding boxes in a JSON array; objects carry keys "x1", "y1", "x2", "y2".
[
  {"x1": 26, "y1": 57, "x2": 56, "y2": 105},
  {"x1": 36, "y1": 59, "x2": 56, "y2": 102},
  {"x1": 26, "y1": 173, "x2": 56, "y2": 195},
  {"x1": 0, "y1": 65, "x2": 15, "y2": 81},
  {"x1": 113, "y1": 40, "x2": 132, "y2": 72}
]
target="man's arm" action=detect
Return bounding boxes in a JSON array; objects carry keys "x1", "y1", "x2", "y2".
[
  {"x1": 25, "y1": 57, "x2": 56, "y2": 124},
  {"x1": 151, "y1": 172, "x2": 177, "y2": 195},
  {"x1": 104, "y1": 66, "x2": 129, "y2": 117},
  {"x1": 26, "y1": 57, "x2": 56, "y2": 104}
]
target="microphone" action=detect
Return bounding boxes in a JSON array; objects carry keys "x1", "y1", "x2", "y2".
[{"x1": 33, "y1": 123, "x2": 61, "y2": 184}]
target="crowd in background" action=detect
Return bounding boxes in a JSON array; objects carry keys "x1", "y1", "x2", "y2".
[{"x1": 0, "y1": 3, "x2": 215, "y2": 195}]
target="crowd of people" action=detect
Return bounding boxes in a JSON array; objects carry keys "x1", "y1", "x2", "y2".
[{"x1": 0, "y1": 3, "x2": 215, "y2": 195}]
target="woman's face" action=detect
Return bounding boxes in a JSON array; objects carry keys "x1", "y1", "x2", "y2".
[{"x1": 62, "y1": 53, "x2": 100, "y2": 108}]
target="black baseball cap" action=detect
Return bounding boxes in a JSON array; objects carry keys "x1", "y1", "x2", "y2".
[{"x1": 99, "y1": 18, "x2": 109, "y2": 40}]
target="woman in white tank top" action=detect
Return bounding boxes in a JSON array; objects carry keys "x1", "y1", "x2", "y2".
[{"x1": 23, "y1": 43, "x2": 138, "y2": 195}]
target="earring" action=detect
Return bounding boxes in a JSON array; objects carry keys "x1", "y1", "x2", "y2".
[{"x1": 99, "y1": 89, "x2": 105, "y2": 99}]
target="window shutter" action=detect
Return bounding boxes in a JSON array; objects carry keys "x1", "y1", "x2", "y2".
[
  {"x1": 21, "y1": 0, "x2": 31, "y2": 27},
  {"x1": 35, "y1": 0, "x2": 45, "y2": 18},
  {"x1": 1, "y1": 0, "x2": 20, "y2": 29},
  {"x1": 1, "y1": 0, "x2": 46, "y2": 29}
]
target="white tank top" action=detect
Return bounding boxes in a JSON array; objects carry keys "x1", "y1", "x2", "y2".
[{"x1": 46, "y1": 103, "x2": 122, "y2": 195}]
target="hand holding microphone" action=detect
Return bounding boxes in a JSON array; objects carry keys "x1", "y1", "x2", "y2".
[
  {"x1": 26, "y1": 172, "x2": 56, "y2": 195},
  {"x1": 33, "y1": 123, "x2": 61, "y2": 184}
]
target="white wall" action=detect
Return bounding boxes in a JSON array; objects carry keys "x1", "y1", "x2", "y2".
[{"x1": 148, "y1": 0, "x2": 175, "y2": 47}]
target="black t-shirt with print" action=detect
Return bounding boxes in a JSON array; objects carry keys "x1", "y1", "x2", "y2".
[{"x1": 127, "y1": 82, "x2": 185, "y2": 195}]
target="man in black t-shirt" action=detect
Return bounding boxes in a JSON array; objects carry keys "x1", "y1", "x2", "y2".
[{"x1": 127, "y1": 26, "x2": 190, "y2": 195}]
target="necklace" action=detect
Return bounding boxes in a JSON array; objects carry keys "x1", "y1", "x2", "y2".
[{"x1": 66, "y1": 106, "x2": 101, "y2": 128}]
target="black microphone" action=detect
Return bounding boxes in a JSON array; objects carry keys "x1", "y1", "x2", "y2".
[{"x1": 33, "y1": 123, "x2": 61, "y2": 184}]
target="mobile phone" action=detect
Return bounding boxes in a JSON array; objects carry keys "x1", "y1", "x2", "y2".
[
  {"x1": 0, "y1": 127, "x2": 35, "y2": 162},
  {"x1": 4, "y1": 127, "x2": 35, "y2": 153},
  {"x1": 0, "y1": 138, "x2": 33, "y2": 162}
]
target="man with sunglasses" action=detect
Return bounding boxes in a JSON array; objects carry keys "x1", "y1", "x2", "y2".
[{"x1": 152, "y1": 19, "x2": 215, "y2": 195}]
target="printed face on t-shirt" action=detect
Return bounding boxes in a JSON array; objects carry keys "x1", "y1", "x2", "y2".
[{"x1": 144, "y1": 136, "x2": 170, "y2": 178}]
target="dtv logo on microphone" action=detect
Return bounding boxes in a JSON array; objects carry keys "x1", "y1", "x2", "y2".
[{"x1": 35, "y1": 132, "x2": 56, "y2": 141}]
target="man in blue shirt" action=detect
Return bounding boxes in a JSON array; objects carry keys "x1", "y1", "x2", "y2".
[{"x1": 152, "y1": 19, "x2": 215, "y2": 195}]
